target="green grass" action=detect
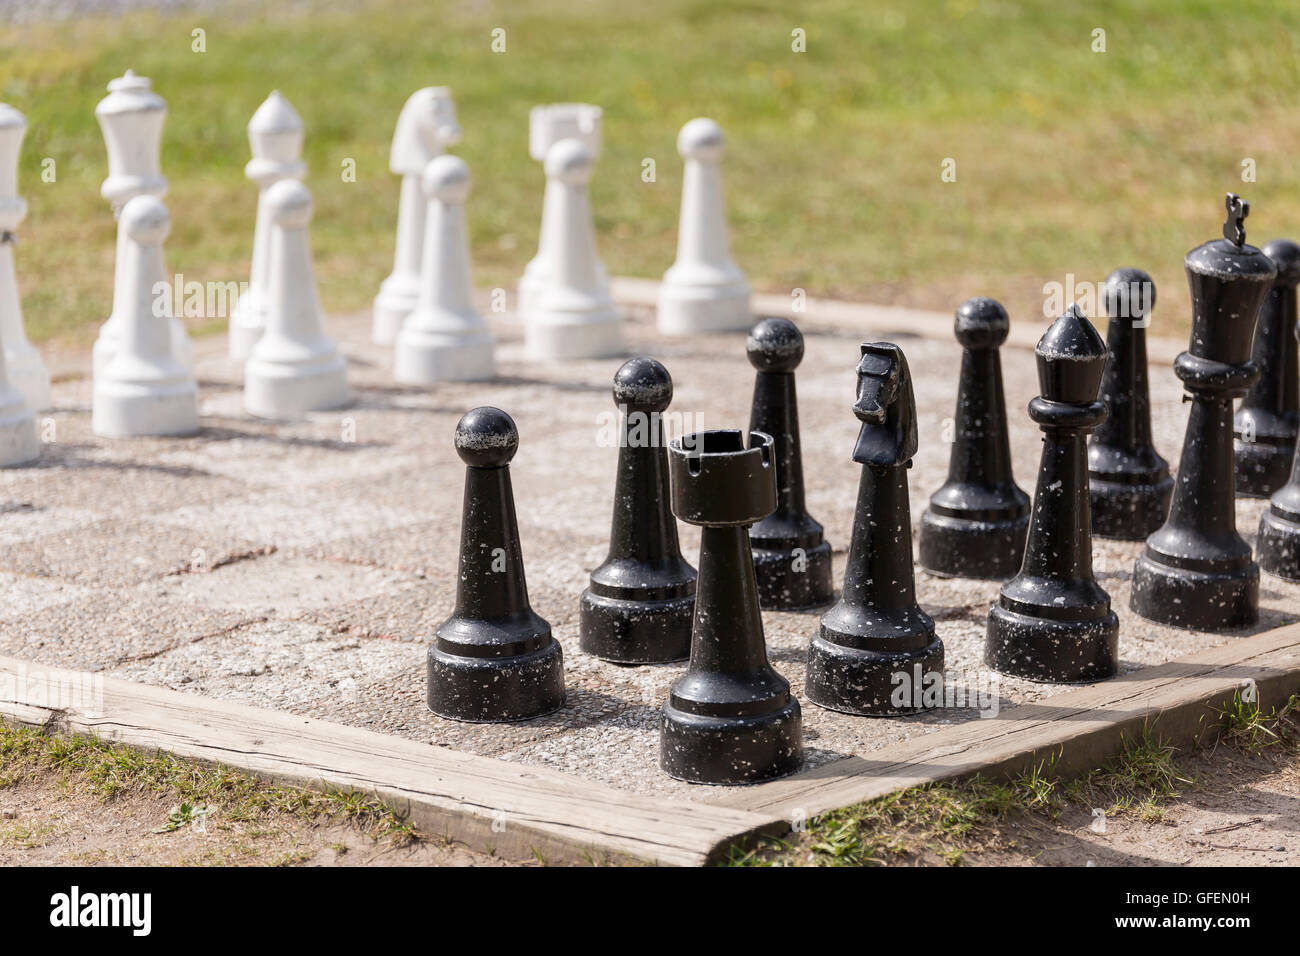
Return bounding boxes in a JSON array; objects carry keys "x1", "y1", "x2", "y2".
[{"x1": 5, "y1": 0, "x2": 1300, "y2": 347}]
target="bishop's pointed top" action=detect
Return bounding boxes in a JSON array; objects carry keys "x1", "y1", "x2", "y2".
[
  {"x1": 249, "y1": 90, "x2": 303, "y2": 135},
  {"x1": 1036, "y1": 304, "x2": 1107, "y2": 404}
]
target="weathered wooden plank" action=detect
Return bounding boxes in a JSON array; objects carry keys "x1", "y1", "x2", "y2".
[
  {"x1": 710, "y1": 623, "x2": 1300, "y2": 819},
  {"x1": 0, "y1": 655, "x2": 781, "y2": 866}
]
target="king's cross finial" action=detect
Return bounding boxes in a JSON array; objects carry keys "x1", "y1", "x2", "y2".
[{"x1": 1223, "y1": 192, "x2": 1249, "y2": 247}]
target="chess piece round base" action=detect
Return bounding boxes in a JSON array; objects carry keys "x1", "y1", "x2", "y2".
[
  {"x1": 525, "y1": 304, "x2": 623, "y2": 361},
  {"x1": 918, "y1": 510, "x2": 1029, "y2": 580},
  {"x1": 985, "y1": 605, "x2": 1118, "y2": 683},
  {"x1": 1234, "y1": 438, "x2": 1295, "y2": 499},
  {"x1": 578, "y1": 590, "x2": 694, "y2": 664},
  {"x1": 659, "y1": 698, "x2": 801, "y2": 786},
  {"x1": 394, "y1": 330, "x2": 494, "y2": 384},
  {"x1": 0, "y1": 394, "x2": 38, "y2": 466},
  {"x1": 657, "y1": 282, "x2": 751, "y2": 335},
  {"x1": 372, "y1": 278, "x2": 417, "y2": 346},
  {"x1": 751, "y1": 539, "x2": 834, "y2": 609},
  {"x1": 1257, "y1": 508, "x2": 1300, "y2": 582},
  {"x1": 1089, "y1": 474, "x2": 1174, "y2": 540},
  {"x1": 1130, "y1": 551, "x2": 1260, "y2": 631},
  {"x1": 805, "y1": 632, "x2": 944, "y2": 716},
  {"x1": 5, "y1": 352, "x2": 51, "y2": 413},
  {"x1": 92, "y1": 379, "x2": 198, "y2": 438},
  {"x1": 244, "y1": 356, "x2": 350, "y2": 420},
  {"x1": 426, "y1": 639, "x2": 565, "y2": 722}
]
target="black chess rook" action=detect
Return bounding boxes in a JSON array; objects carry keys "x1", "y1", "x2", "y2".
[
  {"x1": 427, "y1": 406, "x2": 566, "y2": 721},
  {"x1": 746, "y1": 317, "x2": 834, "y2": 609},
  {"x1": 580, "y1": 357, "x2": 697, "y2": 663},
  {"x1": 807, "y1": 342, "x2": 944, "y2": 715},
  {"x1": 660, "y1": 428, "x2": 802, "y2": 785}
]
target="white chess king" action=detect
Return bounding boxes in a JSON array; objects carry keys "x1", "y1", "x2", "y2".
[
  {"x1": 517, "y1": 103, "x2": 605, "y2": 318},
  {"x1": 394, "y1": 155, "x2": 494, "y2": 384},
  {"x1": 244, "y1": 180, "x2": 350, "y2": 419},
  {"x1": 373, "y1": 87, "x2": 461, "y2": 346},
  {"x1": 657, "y1": 118, "x2": 751, "y2": 335},
  {"x1": 0, "y1": 103, "x2": 51, "y2": 412},
  {"x1": 523, "y1": 138, "x2": 624, "y2": 361},
  {"x1": 92, "y1": 195, "x2": 199, "y2": 438},
  {"x1": 229, "y1": 91, "x2": 306, "y2": 360},
  {"x1": 93, "y1": 70, "x2": 192, "y2": 375}
]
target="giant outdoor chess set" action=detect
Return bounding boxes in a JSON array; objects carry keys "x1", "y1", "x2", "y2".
[{"x1": 0, "y1": 77, "x2": 1297, "y2": 797}]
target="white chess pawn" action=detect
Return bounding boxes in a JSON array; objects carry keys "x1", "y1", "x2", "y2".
[
  {"x1": 93, "y1": 70, "x2": 192, "y2": 375},
  {"x1": 372, "y1": 87, "x2": 461, "y2": 346},
  {"x1": 245, "y1": 180, "x2": 349, "y2": 419},
  {"x1": 229, "y1": 91, "x2": 306, "y2": 360},
  {"x1": 92, "y1": 196, "x2": 199, "y2": 438},
  {"x1": 0, "y1": 104, "x2": 51, "y2": 412},
  {"x1": 524, "y1": 139, "x2": 624, "y2": 362},
  {"x1": 517, "y1": 103, "x2": 605, "y2": 318},
  {"x1": 395, "y1": 156, "x2": 493, "y2": 383},
  {"x1": 657, "y1": 118, "x2": 751, "y2": 335}
]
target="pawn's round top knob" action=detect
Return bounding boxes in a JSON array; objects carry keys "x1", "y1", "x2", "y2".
[
  {"x1": 265, "y1": 179, "x2": 313, "y2": 229},
  {"x1": 1104, "y1": 268, "x2": 1156, "y2": 321},
  {"x1": 544, "y1": 138, "x2": 594, "y2": 185},
  {"x1": 1263, "y1": 238, "x2": 1300, "y2": 288},
  {"x1": 954, "y1": 297, "x2": 1009, "y2": 350},
  {"x1": 613, "y1": 357, "x2": 673, "y2": 414},
  {"x1": 746, "y1": 317, "x2": 804, "y2": 372},
  {"x1": 120, "y1": 194, "x2": 170, "y2": 245},
  {"x1": 677, "y1": 118, "x2": 725, "y2": 163},
  {"x1": 455, "y1": 406, "x2": 519, "y2": 467},
  {"x1": 423, "y1": 154, "x2": 471, "y2": 204},
  {"x1": 1037, "y1": 304, "x2": 1107, "y2": 403}
]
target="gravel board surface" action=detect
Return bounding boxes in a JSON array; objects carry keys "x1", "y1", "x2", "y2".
[{"x1": 3, "y1": 302, "x2": 1297, "y2": 800}]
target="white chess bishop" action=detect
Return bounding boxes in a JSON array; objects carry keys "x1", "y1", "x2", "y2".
[
  {"x1": 372, "y1": 87, "x2": 461, "y2": 346},
  {"x1": 92, "y1": 195, "x2": 199, "y2": 438},
  {"x1": 228, "y1": 91, "x2": 306, "y2": 360},
  {"x1": 244, "y1": 180, "x2": 350, "y2": 419},
  {"x1": 0, "y1": 103, "x2": 51, "y2": 412},
  {"x1": 657, "y1": 118, "x2": 751, "y2": 335},
  {"x1": 517, "y1": 103, "x2": 606, "y2": 318},
  {"x1": 93, "y1": 70, "x2": 192, "y2": 375},
  {"x1": 523, "y1": 138, "x2": 624, "y2": 361},
  {"x1": 394, "y1": 155, "x2": 494, "y2": 384}
]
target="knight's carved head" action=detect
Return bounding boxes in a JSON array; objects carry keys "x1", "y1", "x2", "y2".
[
  {"x1": 852, "y1": 342, "x2": 917, "y2": 466},
  {"x1": 390, "y1": 88, "x2": 462, "y2": 175}
]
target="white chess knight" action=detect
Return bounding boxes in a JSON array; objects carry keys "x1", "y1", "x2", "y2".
[
  {"x1": 523, "y1": 139, "x2": 624, "y2": 362},
  {"x1": 93, "y1": 70, "x2": 192, "y2": 375},
  {"x1": 228, "y1": 91, "x2": 306, "y2": 360},
  {"x1": 517, "y1": 103, "x2": 606, "y2": 318},
  {"x1": 372, "y1": 87, "x2": 461, "y2": 346},
  {"x1": 92, "y1": 196, "x2": 199, "y2": 438},
  {"x1": 0, "y1": 104, "x2": 51, "y2": 412},
  {"x1": 657, "y1": 118, "x2": 751, "y2": 335},
  {"x1": 394, "y1": 156, "x2": 494, "y2": 384},
  {"x1": 245, "y1": 180, "x2": 349, "y2": 419}
]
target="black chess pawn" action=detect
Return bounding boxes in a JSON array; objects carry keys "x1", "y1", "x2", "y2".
[
  {"x1": 807, "y1": 343, "x2": 943, "y2": 715},
  {"x1": 746, "y1": 318, "x2": 834, "y2": 609},
  {"x1": 580, "y1": 358, "x2": 697, "y2": 663},
  {"x1": 986, "y1": 305, "x2": 1118, "y2": 683},
  {"x1": 1234, "y1": 239, "x2": 1300, "y2": 497},
  {"x1": 1132, "y1": 195, "x2": 1276, "y2": 631},
  {"x1": 661, "y1": 428, "x2": 802, "y2": 785},
  {"x1": 1088, "y1": 269, "x2": 1174, "y2": 539},
  {"x1": 428, "y1": 407, "x2": 565, "y2": 721},
  {"x1": 1258, "y1": 301, "x2": 1300, "y2": 582},
  {"x1": 919, "y1": 298, "x2": 1030, "y2": 579}
]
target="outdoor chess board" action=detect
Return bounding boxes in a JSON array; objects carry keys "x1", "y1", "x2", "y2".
[{"x1": 1, "y1": 300, "x2": 1295, "y2": 799}]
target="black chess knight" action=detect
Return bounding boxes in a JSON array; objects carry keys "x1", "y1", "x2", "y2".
[
  {"x1": 1132, "y1": 195, "x2": 1276, "y2": 631},
  {"x1": 807, "y1": 343, "x2": 943, "y2": 715}
]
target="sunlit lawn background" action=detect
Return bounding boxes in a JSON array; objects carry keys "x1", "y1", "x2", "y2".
[{"x1": 3, "y1": 0, "x2": 1299, "y2": 347}]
